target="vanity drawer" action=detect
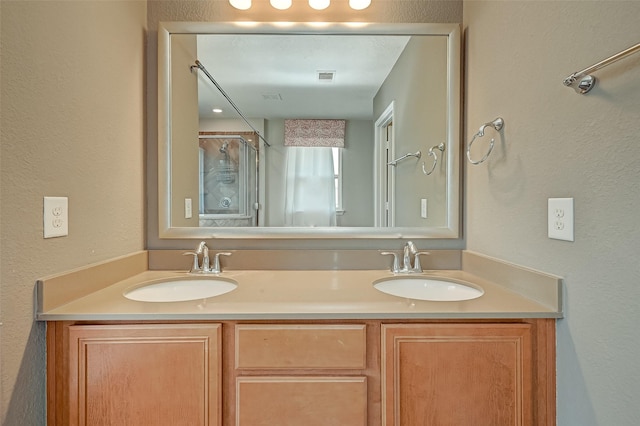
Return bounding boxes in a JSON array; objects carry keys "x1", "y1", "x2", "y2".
[
  {"x1": 236, "y1": 376, "x2": 367, "y2": 426},
  {"x1": 235, "y1": 324, "x2": 367, "y2": 369}
]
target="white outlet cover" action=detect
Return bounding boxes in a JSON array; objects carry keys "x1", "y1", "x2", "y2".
[
  {"x1": 44, "y1": 196, "x2": 68, "y2": 238},
  {"x1": 548, "y1": 198, "x2": 574, "y2": 241}
]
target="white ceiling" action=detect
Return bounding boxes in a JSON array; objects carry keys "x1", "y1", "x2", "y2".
[{"x1": 195, "y1": 34, "x2": 411, "y2": 120}]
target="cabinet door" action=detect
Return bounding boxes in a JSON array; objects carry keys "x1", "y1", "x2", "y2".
[
  {"x1": 236, "y1": 376, "x2": 367, "y2": 426},
  {"x1": 382, "y1": 324, "x2": 532, "y2": 426},
  {"x1": 68, "y1": 323, "x2": 221, "y2": 426}
]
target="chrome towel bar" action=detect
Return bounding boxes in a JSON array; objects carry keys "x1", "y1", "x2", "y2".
[
  {"x1": 388, "y1": 151, "x2": 421, "y2": 166},
  {"x1": 563, "y1": 42, "x2": 640, "y2": 94}
]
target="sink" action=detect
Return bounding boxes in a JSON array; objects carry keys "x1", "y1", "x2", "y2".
[
  {"x1": 123, "y1": 277, "x2": 237, "y2": 302},
  {"x1": 373, "y1": 277, "x2": 483, "y2": 301}
]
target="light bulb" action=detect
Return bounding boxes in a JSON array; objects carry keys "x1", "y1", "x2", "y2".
[
  {"x1": 309, "y1": 0, "x2": 330, "y2": 10},
  {"x1": 349, "y1": 0, "x2": 371, "y2": 10},
  {"x1": 270, "y1": 0, "x2": 292, "y2": 10},
  {"x1": 229, "y1": 0, "x2": 251, "y2": 9}
]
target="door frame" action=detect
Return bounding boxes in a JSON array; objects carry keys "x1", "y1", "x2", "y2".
[{"x1": 373, "y1": 102, "x2": 395, "y2": 227}]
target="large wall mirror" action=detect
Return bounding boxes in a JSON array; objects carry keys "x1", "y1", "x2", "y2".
[{"x1": 158, "y1": 22, "x2": 460, "y2": 239}]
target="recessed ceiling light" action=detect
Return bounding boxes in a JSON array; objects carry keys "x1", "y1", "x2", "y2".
[{"x1": 212, "y1": 108, "x2": 223, "y2": 113}]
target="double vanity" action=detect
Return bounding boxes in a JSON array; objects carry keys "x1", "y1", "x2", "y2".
[
  {"x1": 38, "y1": 249, "x2": 561, "y2": 425},
  {"x1": 32, "y1": 18, "x2": 563, "y2": 425}
]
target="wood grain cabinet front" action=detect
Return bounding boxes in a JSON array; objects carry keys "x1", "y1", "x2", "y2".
[
  {"x1": 48, "y1": 323, "x2": 222, "y2": 426},
  {"x1": 381, "y1": 323, "x2": 554, "y2": 426},
  {"x1": 47, "y1": 319, "x2": 554, "y2": 426},
  {"x1": 236, "y1": 376, "x2": 367, "y2": 426},
  {"x1": 232, "y1": 324, "x2": 369, "y2": 426},
  {"x1": 234, "y1": 324, "x2": 367, "y2": 370}
]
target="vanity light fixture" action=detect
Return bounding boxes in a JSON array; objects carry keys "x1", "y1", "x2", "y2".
[
  {"x1": 229, "y1": 0, "x2": 370, "y2": 10},
  {"x1": 349, "y1": 0, "x2": 371, "y2": 9},
  {"x1": 229, "y1": 0, "x2": 252, "y2": 9},
  {"x1": 309, "y1": 0, "x2": 330, "y2": 10},
  {"x1": 270, "y1": 0, "x2": 292, "y2": 9}
]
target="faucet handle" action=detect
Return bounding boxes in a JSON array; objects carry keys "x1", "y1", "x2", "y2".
[
  {"x1": 380, "y1": 252, "x2": 401, "y2": 273},
  {"x1": 182, "y1": 251, "x2": 200, "y2": 273},
  {"x1": 196, "y1": 241, "x2": 208, "y2": 253},
  {"x1": 412, "y1": 251, "x2": 431, "y2": 273},
  {"x1": 211, "y1": 252, "x2": 232, "y2": 274}
]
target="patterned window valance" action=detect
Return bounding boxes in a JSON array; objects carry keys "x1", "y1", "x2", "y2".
[{"x1": 284, "y1": 119, "x2": 345, "y2": 148}]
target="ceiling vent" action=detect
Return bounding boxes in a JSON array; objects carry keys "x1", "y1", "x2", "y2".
[
  {"x1": 317, "y1": 70, "x2": 336, "y2": 83},
  {"x1": 262, "y1": 93, "x2": 283, "y2": 101}
]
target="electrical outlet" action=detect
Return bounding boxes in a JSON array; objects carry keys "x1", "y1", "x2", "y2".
[
  {"x1": 44, "y1": 196, "x2": 68, "y2": 238},
  {"x1": 548, "y1": 198, "x2": 574, "y2": 241}
]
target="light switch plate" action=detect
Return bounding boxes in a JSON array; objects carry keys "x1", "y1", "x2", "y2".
[
  {"x1": 185, "y1": 198, "x2": 193, "y2": 219},
  {"x1": 548, "y1": 198, "x2": 574, "y2": 241},
  {"x1": 421, "y1": 198, "x2": 428, "y2": 218},
  {"x1": 44, "y1": 196, "x2": 68, "y2": 238}
]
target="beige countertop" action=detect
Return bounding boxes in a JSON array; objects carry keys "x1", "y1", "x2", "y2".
[{"x1": 36, "y1": 253, "x2": 563, "y2": 321}]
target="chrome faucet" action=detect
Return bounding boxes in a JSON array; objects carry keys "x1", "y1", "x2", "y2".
[
  {"x1": 381, "y1": 241, "x2": 430, "y2": 273},
  {"x1": 197, "y1": 241, "x2": 211, "y2": 272},
  {"x1": 402, "y1": 241, "x2": 417, "y2": 272},
  {"x1": 183, "y1": 241, "x2": 232, "y2": 274}
]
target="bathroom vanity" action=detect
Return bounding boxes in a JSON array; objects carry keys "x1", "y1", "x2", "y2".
[
  {"x1": 39, "y1": 251, "x2": 561, "y2": 426},
  {"x1": 47, "y1": 319, "x2": 554, "y2": 426}
]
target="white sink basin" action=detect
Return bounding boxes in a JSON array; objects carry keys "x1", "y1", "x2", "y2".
[
  {"x1": 124, "y1": 277, "x2": 237, "y2": 302},
  {"x1": 373, "y1": 277, "x2": 483, "y2": 302}
]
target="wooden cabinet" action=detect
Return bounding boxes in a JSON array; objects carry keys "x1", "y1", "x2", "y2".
[
  {"x1": 47, "y1": 320, "x2": 554, "y2": 426},
  {"x1": 382, "y1": 322, "x2": 555, "y2": 426},
  {"x1": 236, "y1": 376, "x2": 367, "y2": 426},
  {"x1": 232, "y1": 324, "x2": 369, "y2": 426},
  {"x1": 48, "y1": 323, "x2": 222, "y2": 426}
]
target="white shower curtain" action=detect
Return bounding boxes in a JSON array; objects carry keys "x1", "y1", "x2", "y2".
[{"x1": 284, "y1": 147, "x2": 336, "y2": 227}]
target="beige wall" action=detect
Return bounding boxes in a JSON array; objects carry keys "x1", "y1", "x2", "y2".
[
  {"x1": 170, "y1": 34, "x2": 200, "y2": 226},
  {"x1": 338, "y1": 120, "x2": 375, "y2": 227},
  {"x1": 374, "y1": 36, "x2": 448, "y2": 227},
  {"x1": 464, "y1": 1, "x2": 640, "y2": 424},
  {"x1": 0, "y1": 1, "x2": 146, "y2": 423}
]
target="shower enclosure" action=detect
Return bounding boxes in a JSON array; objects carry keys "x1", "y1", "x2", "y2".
[{"x1": 198, "y1": 133, "x2": 259, "y2": 227}]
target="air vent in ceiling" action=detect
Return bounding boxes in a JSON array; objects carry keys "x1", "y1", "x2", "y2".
[
  {"x1": 262, "y1": 93, "x2": 283, "y2": 101},
  {"x1": 317, "y1": 70, "x2": 336, "y2": 83}
]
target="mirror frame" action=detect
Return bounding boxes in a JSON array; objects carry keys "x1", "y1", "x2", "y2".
[{"x1": 158, "y1": 22, "x2": 461, "y2": 239}]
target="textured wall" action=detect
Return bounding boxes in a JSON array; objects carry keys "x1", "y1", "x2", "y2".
[
  {"x1": 463, "y1": 2, "x2": 640, "y2": 424},
  {"x1": 146, "y1": 0, "x2": 463, "y2": 249},
  {"x1": 374, "y1": 36, "x2": 448, "y2": 227},
  {"x1": 0, "y1": 1, "x2": 146, "y2": 423}
]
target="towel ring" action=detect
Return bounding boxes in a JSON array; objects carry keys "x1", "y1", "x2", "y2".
[
  {"x1": 466, "y1": 117, "x2": 504, "y2": 165},
  {"x1": 422, "y1": 143, "x2": 445, "y2": 175}
]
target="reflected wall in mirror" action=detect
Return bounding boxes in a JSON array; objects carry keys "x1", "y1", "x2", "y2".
[{"x1": 158, "y1": 23, "x2": 460, "y2": 239}]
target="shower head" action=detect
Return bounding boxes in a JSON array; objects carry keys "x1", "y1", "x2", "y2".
[{"x1": 220, "y1": 141, "x2": 229, "y2": 154}]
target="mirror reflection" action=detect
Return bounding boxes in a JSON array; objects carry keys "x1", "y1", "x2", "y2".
[{"x1": 159, "y1": 23, "x2": 460, "y2": 239}]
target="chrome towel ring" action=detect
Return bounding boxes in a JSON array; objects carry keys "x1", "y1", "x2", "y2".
[
  {"x1": 466, "y1": 117, "x2": 504, "y2": 165},
  {"x1": 422, "y1": 143, "x2": 445, "y2": 175}
]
